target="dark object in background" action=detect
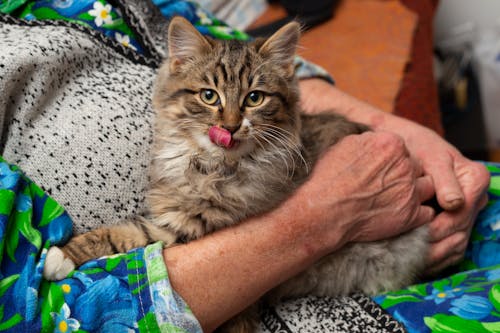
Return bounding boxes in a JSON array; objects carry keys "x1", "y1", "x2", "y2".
[
  {"x1": 435, "y1": 49, "x2": 489, "y2": 161},
  {"x1": 246, "y1": 0, "x2": 341, "y2": 37}
]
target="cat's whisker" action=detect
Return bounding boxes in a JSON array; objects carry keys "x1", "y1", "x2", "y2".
[
  {"x1": 253, "y1": 130, "x2": 293, "y2": 177},
  {"x1": 261, "y1": 132, "x2": 298, "y2": 178},
  {"x1": 254, "y1": 128, "x2": 298, "y2": 178},
  {"x1": 256, "y1": 134, "x2": 292, "y2": 176},
  {"x1": 257, "y1": 125, "x2": 309, "y2": 174}
]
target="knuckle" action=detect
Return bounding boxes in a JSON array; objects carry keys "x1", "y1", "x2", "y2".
[
  {"x1": 465, "y1": 162, "x2": 491, "y2": 195},
  {"x1": 371, "y1": 132, "x2": 404, "y2": 151},
  {"x1": 454, "y1": 231, "x2": 469, "y2": 246},
  {"x1": 371, "y1": 134, "x2": 410, "y2": 169},
  {"x1": 471, "y1": 162, "x2": 490, "y2": 187}
]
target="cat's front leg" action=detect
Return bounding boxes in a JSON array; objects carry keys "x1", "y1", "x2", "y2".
[{"x1": 43, "y1": 219, "x2": 176, "y2": 281}]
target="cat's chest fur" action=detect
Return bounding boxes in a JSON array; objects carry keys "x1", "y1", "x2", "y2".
[{"x1": 148, "y1": 136, "x2": 299, "y2": 239}]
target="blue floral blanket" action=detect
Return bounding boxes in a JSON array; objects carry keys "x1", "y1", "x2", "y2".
[{"x1": 374, "y1": 163, "x2": 500, "y2": 333}]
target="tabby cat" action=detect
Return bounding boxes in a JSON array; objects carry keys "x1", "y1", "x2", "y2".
[{"x1": 43, "y1": 17, "x2": 428, "y2": 332}]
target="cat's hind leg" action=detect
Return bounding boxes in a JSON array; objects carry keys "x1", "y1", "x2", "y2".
[{"x1": 43, "y1": 219, "x2": 176, "y2": 281}]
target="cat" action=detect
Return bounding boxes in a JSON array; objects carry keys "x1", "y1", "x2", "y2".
[{"x1": 43, "y1": 16, "x2": 428, "y2": 332}]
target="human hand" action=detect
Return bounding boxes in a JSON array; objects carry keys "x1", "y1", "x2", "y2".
[
  {"x1": 286, "y1": 130, "x2": 435, "y2": 256},
  {"x1": 397, "y1": 124, "x2": 490, "y2": 274},
  {"x1": 298, "y1": 79, "x2": 490, "y2": 272}
]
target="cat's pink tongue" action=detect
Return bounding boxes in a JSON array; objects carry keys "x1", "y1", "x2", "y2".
[{"x1": 209, "y1": 126, "x2": 234, "y2": 148}]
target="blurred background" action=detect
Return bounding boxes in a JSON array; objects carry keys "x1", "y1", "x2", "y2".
[{"x1": 434, "y1": 0, "x2": 500, "y2": 161}]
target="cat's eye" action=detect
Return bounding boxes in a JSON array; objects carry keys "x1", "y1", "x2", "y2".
[
  {"x1": 245, "y1": 91, "x2": 264, "y2": 107},
  {"x1": 200, "y1": 89, "x2": 220, "y2": 105}
]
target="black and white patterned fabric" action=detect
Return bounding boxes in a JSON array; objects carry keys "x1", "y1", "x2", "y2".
[
  {"x1": 258, "y1": 295, "x2": 406, "y2": 333},
  {"x1": 0, "y1": 18, "x2": 157, "y2": 233}
]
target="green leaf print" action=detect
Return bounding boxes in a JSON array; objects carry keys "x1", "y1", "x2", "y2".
[
  {"x1": 380, "y1": 294, "x2": 422, "y2": 308},
  {"x1": 487, "y1": 164, "x2": 500, "y2": 173},
  {"x1": 0, "y1": 190, "x2": 15, "y2": 215},
  {"x1": 32, "y1": 7, "x2": 67, "y2": 20},
  {"x1": 490, "y1": 285, "x2": 500, "y2": 312},
  {"x1": 28, "y1": 7, "x2": 92, "y2": 29},
  {"x1": 424, "y1": 314, "x2": 489, "y2": 333},
  {"x1": 40, "y1": 281, "x2": 65, "y2": 332},
  {"x1": 126, "y1": 258, "x2": 144, "y2": 270},
  {"x1": 17, "y1": 210, "x2": 42, "y2": 250},
  {"x1": 0, "y1": 274, "x2": 19, "y2": 298},
  {"x1": 406, "y1": 283, "x2": 428, "y2": 297},
  {"x1": 0, "y1": 311, "x2": 23, "y2": 331},
  {"x1": 490, "y1": 176, "x2": 500, "y2": 197},
  {"x1": 160, "y1": 322, "x2": 188, "y2": 333},
  {"x1": 432, "y1": 279, "x2": 450, "y2": 292},
  {"x1": 28, "y1": 181, "x2": 45, "y2": 199},
  {"x1": 129, "y1": 272, "x2": 147, "y2": 286},
  {"x1": 131, "y1": 281, "x2": 148, "y2": 295},
  {"x1": 451, "y1": 273, "x2": 467, "y2": 288},
  {"x1": 38, "y1": 195, "x2": 65, "y2": 227},
  {"x1": 104, "y1": 255, "x2": 124, "y2": 271},
  {"x1": 482, "y1": 321, "x2": 500, "y2": 332},
  {"x1": 0, "y1": 0, "x2": 27, "y2": 14},
  {"x1": 206, "y1": 26, "x2": 249, "y2": 40},
  {"x1": 5, "y1": 214, "x2": 19, "y2": 263},
  {"x1": 77, "y1": 12, "x2": 95, "y2": 21},
  {"x1": 137, "y1": 312, "x2": 160, "y2": 333}
]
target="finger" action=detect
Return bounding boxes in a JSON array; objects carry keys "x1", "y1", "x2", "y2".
[
  {"x1": 428, "y1": 211, "x2": 459, "y2": 242},
  {"x1": 416, "y1": 175, "x2": 435, "y2": 203},
  {"x1": 424, "y1": 156, "x2": 465, "y2": 211},
  {"x1": 425, "y1": 231, "x2": 468, "y2": 269},
  {"x1": 428, "y1": 189, "x2": 485, "y2": 242},
  {"x1": 408, "y1": 205, "x2": 435, "y2": 230},
  {"x1": 426, "y1": 252, "x2": 465, "y2": 276},
  {"x1": 478, "y1": 192, "x2": 489, "y2": 211},
  {"x1": 410, "y1": 155, "x2": 424, "y2": 177}
]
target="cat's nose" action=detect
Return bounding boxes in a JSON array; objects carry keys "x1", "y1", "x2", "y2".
[{"x1": 221, "y1": 123, "x2": 241, "y2": 134}]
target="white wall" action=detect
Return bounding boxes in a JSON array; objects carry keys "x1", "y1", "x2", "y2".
[
  {"x1": 434, "y1": 0, "x2": 500, "y2": 148},
  {"x1": 435, "y1": 0, "x2": 500, "y2": 46}
]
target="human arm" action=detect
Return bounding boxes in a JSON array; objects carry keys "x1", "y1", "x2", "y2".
[
  {"x1": 298, "y1": 78, "x2": 490, "y2": 272},
  {"x1": 163, "y1": 131, "x2": 435, "y2": 332},
  {"x1": 0, "y1": 130, "x2": 432, "y2": 332}
]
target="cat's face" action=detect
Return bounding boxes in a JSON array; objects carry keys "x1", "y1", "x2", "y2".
[{"x1": 153, "y1": 17, "x2": 301, "y2": 160}]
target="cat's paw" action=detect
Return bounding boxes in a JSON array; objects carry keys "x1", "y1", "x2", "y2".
[{"x1": 43, "y1": 247, "x2": 75, "y2": 281}]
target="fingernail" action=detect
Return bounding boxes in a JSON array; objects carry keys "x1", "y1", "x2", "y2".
[{"x1": 445, "y1": 195, "x2": 463, "y2": 208}]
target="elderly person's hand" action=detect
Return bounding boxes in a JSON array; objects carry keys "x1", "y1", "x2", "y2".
[
  {"x1": 401, "y1": 124, "x2": 490, "y2": 273},
  {"x1": 299, "y1": 79, "x2": 490, "y2": 272},
  {"x1": 288, "y1": 131, "x2": 435, "y2": 255},
  {"x1": 165, "y1": 128, "x2": 434, "y2": 332}
]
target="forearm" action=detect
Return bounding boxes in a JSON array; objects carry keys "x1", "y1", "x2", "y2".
[
  {"x1": 163, "y1": 196, "x2": 345, "y2": 332},
  {"x1": 299, "y1": 79, "x2": 419, "y2": 133},
  {"x1": 161, "y1": 129, "x2": 436, "y2": 332}
]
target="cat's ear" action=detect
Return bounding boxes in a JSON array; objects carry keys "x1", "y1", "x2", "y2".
[
  {"x1": 258, "y1": 22, "x2": 300, "y2": 75},
  {"x1": 167, "y1": 16, "x2": 211, "y2": 70}
]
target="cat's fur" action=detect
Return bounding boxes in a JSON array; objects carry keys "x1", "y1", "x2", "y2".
[{"x1": 43, "y1": 17, "x2": 428, "y2": 332}]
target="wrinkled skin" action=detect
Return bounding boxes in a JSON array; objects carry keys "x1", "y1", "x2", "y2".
[{"x1": 299, "y1": 79, "x2": 490, "y2": 273}]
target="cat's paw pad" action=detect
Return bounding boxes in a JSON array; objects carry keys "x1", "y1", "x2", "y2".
[{"x1": 43, "y1": 247, "x2": 75, "y2": 281}]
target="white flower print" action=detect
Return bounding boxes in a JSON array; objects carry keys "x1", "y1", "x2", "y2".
[
  {"x1": 88, "y1": 1, "x2": 113, "y2": 27},
  {"x1": 196, "y1": 8, "x2": 212, "y2": 25},
  {"x1": 115, "y1": 32, "x2": 137, "y2": 51}
]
